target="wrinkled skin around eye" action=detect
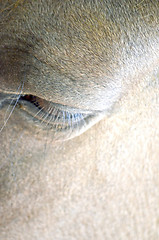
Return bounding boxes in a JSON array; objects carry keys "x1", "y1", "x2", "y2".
[{"x1": 0, "y1": 1, "x2": 159, "y2": 240}]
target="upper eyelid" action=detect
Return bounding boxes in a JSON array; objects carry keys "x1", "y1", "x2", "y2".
[
  {"x1": 19, "y1": 94, "x2": 101, "y2": 115},
  {"x1": 46, "y1": 101, "x2": 100, "y2": 115}
]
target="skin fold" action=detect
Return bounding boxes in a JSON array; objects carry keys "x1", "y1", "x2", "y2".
[{"x1": 0, "y1": 1, "x2": 159, "y2": 239}]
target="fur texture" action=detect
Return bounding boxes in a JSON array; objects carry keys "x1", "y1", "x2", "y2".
[{"x1": 0, "y1": 1, "x2": 159, "y2": 239}]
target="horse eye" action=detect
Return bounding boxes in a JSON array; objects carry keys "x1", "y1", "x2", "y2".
[
  {"x1": 19, "y1": 95, "x2": 88, "y2": 130},
  {"x1": 17, "y1": 94, "x2": 105, "y2": 140},
  {"x1": 0, "y1": 92, "x2": 104, "y2": 140},
  {"x1": 19, "y1": 95, "x2": 109, "y2": 141},
  {"x1": 0, "y1": 93, "x2": 106, "y2": 141}
]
